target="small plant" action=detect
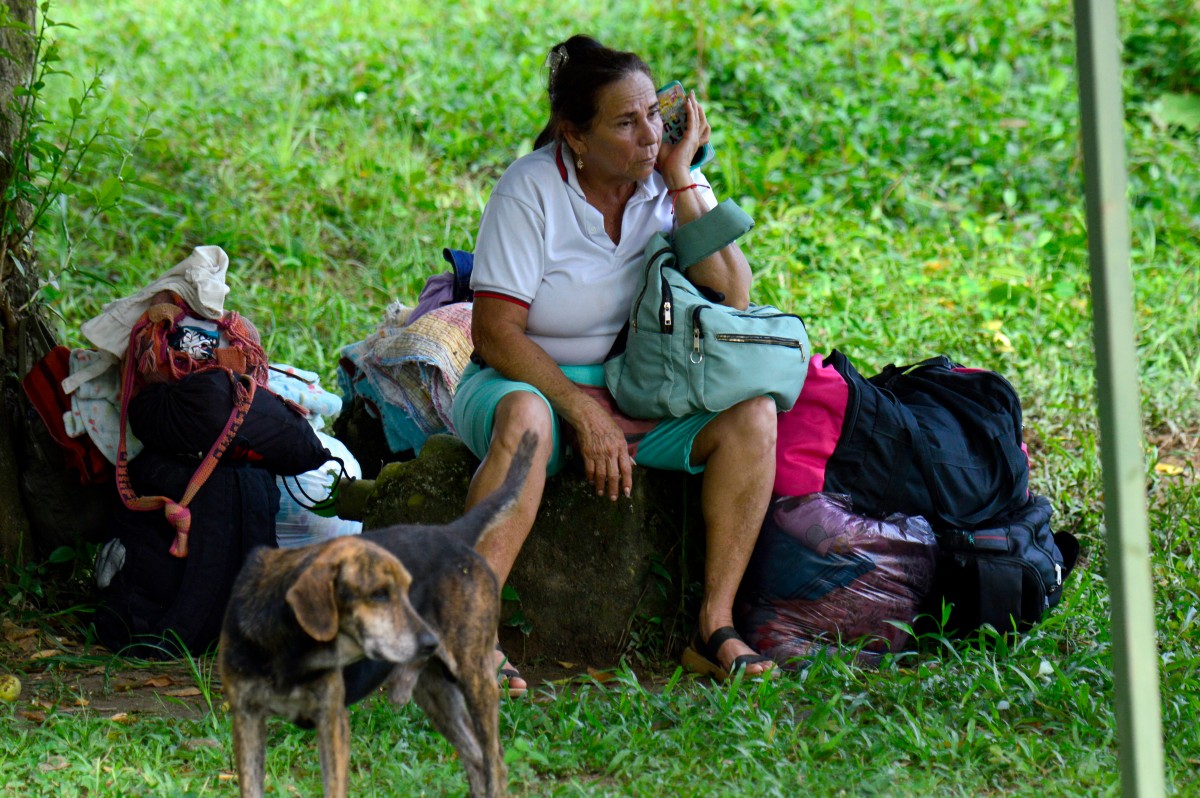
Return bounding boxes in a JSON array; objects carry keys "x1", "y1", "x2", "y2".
[
  {"x1": 500, "y1": 583, "x2": 533, "y2": 636},
  {"x1": 1, "y1": 545, "x2": 78, "y2": 618},
  {"x1": 0, "y1": 0, "x2": 149, "y2": 310},
  {"x1": 171, "y1": 636, "x2": 222, "y2": 731}
]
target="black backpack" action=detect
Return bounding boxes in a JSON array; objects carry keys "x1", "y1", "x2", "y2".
[
  {"x1": 918, "y1": 494, "x2": 1080, "y2": 636},
  {"x1": 818, "y1": 351, "x2": 1079, "y2": 635},
  {"x1": 93, "y1": 449, "x2": 280, "y2": 659},
  {"x1": 823, "y1": 351, "x2": 1030, "y2": 529}
]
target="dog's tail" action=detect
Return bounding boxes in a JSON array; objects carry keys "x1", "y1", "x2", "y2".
[{"x1": 446, "y1": 430, "x2": 538, "y2": 551}]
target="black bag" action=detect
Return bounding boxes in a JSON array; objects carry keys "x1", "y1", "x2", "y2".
[
  {"x1": 93, "y1": 449, "x2": 280, "y2": 659},
  {"x1": 129, "y1": 369, "x2": 331, "y2": 476},
  {"x1": 822, "y1": 351, "x2": 1030, "y2": 529},
  {"x1": 807, "y1": 351, "x2": 1078, "y2": 636},
  {"x1": 918, "y1": 495, "x2": 1080, "y2": 635}
]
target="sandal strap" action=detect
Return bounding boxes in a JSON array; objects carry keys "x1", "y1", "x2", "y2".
[
  {"x1": 729, "y1": 653, "x2": 772, "y2": 671},
  {"x1": 697, "y1": 626, "x2": 772, "y2": 674},
  {"x1": 700, "y1": 626, "x2": 744, "y2": 659}
]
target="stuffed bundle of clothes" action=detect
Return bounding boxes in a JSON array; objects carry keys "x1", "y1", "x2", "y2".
[
  {"x1": 73, "y1": 247, "x2": 334, "y2": 658},
  {"x1": 734, "y1": 492, "x2": 938, "y2": 668},
  {"x1": 337, "y1": 248, "x2": 476, "y2": 457},
  {"x1": 267, "y1": 364, "x2": 364, "y2": 549}
]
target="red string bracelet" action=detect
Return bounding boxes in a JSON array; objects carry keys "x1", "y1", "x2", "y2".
[{"x1": 667, "y1": 182, "x2": 709, "y2": 213}]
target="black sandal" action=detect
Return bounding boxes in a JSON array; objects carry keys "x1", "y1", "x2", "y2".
[
  {"x1": 681, "y1": 626, "x2": 774, "y2": 682},
  {"x1": 495, "y1": 645, "x2": 527, "y2": 698}
]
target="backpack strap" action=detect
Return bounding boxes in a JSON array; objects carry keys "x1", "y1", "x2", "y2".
[
  {"x1": 670, "y1": 199, "x2": 755, "y2": 271},
  {"x1": 974, "y1": 557, "x2": 1026, "y2": 633},
  {"x1": 114, "y1": 312, "x2": 256, "y2": 558},
  {"x1": 441, "y1": 247, "x2": 475, "y2": 302}
]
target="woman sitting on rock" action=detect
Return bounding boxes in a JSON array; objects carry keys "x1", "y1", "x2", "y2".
[{"x1": 451, "y1": 34, "x2": 777, "y2": 694}]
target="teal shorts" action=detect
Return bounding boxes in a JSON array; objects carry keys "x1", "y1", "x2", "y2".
[{"x1": 450, "y1": 362, "x2": 719, "y2": 477}]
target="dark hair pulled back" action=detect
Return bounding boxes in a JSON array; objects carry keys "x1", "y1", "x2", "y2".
[{"x1": 533, "y1": 35, "x2": 654, "y2": 150}]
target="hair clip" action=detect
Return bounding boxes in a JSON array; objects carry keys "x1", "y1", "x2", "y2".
[{"x1": 546, "y1": 44, "x2": 569, "y2": 80}]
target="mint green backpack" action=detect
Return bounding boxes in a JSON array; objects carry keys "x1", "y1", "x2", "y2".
[{"x1": 604, "y1": 200, "x2": 810, "y2": 420}]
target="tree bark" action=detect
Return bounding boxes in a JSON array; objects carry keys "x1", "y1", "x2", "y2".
[{"x1": 0, "y1": 0, "x2": 42, "y2": 566}]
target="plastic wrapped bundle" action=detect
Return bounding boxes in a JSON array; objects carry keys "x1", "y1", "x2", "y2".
[
  {"x1": 735, "y1": 493, "x2": 938, "y2": 668},
  {"x1": 275, "y1": 432, "x2": 364, "y2": 548}
]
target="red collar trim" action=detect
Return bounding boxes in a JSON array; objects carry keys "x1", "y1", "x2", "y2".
[{"x1": 555, "y1": 142, "x2": 568, "y2": 182}]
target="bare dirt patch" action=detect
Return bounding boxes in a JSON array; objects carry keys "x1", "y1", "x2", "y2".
[
  {"x1": 1147, "y1": 424, "x2": 1200, "y2": 483},
  {"x1": 2, "y1": 616, "x2": 638, "y2": 724},
  {"x1": 2, "y1": 618, "x2": 214, "y2": 723}
]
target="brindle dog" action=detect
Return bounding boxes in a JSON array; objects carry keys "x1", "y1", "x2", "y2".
[
  {"x1": 219, "y1": 535, "x2": 436, "y2": 797},
  {"x1": 220, "y1": 431, "x2": 538, "y2": 798}
]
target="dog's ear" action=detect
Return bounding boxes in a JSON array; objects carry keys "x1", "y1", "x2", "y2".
[{"x1": 286, "y1": 546, "x2": 343, "y2": 642}]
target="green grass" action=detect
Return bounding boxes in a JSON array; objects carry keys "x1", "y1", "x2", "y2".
[{"x1": 2, "y1": 0, "x2": 1198, "y2": 795}]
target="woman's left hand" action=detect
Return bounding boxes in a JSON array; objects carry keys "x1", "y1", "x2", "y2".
[
  {"x1": 563, "y1": 398, "x2": 634, "y2": 501},
  {"x1": 656, "y1": 91, "x2": 710, "y2": 185}
]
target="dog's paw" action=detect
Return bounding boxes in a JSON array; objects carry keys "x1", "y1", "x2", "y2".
[{"x1": 385, "y1": 664, "x2": 423, "y2": 705}]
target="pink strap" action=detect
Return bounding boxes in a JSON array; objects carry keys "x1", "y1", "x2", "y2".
[{"x1": 115, "y1": 319, "x2": 257, "y2": 558}]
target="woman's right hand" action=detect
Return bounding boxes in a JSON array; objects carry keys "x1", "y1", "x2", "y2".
[
  {"x1": 473, "y1": 296, "x2": 633, "y2": 501},
  {"x1": 656, "y1": 90, "x2": 710, "y2": 187},
  {"x1": 564, "y1": 398, "x2": 633, "y2": 502}
]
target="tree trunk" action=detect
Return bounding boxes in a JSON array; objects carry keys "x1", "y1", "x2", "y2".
[{"x1": 0, "y1": 0, "x2": 42, "y2": 566}]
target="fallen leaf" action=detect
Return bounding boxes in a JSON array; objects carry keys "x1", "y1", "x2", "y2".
[
  {"x1": 9, "y1": 637, "x2": 40, "y2": 659},
  {"x1": 556, "y1": 661, "x2": 578, "y2": 669},
  {"x1": 1155, "y1": 462, "x2": 1184, "y2": 476},
  {"x1": 143, "y1": 675, "x2": 176, "y2": 688},
  {"x1": 166, "y1": 687, "x2": 203, "y2": 698},
  {"x1": 182, "y1": 738, "x2": 222, "y2": 751},
  {"x1": 219, "y1": 772, "x2": 237, "y2": 782},
  {"x1": 108, "y1": 712, "x2": 130, "y2": 723},
  {"x1": 586, "y1": 667, "x2": 617, "y2": 684},
  {"x1": 991, "y1": 330, "x2": 1015, "y2": 354},
  {"x1": 19, "y1": 710, "x2": 46, "y2": 723},
  {"x1": 39, "y1": 756, "x2": 69, "y2": 773},
  {"x1": 72, "y1": 696, "x2": 90, "y2": 707},
  {"x1": 29, "y1": 649, "x2": 61, "y2": 661},
  {"x1": 2, "y1": 620, "x2": 37, "y2": 642}
]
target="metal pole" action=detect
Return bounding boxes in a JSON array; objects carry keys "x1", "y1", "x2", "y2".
[{"x1": 1071, "y1": 1, "x2": 1166, "y2": 795}]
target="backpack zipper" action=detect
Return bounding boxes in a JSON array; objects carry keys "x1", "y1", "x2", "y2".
[
  {"x1": 833, "y1": 352, "x2": 862, "y2": 443},
  {"x1": 691, "y1": 305, "x2": 709, "y2": 363},
  {"x1": 691, "y1": 308, "x2": 806, "y2": 362},
  {"x1": 714, "y1": 333, "x2": 805, "y2": 353},
  {"x1": 660, "y1": 273, "x2": 674, "y2": 333},
  {"x1": 632, "y1": 246, "x2": 673, "y2": 332}
]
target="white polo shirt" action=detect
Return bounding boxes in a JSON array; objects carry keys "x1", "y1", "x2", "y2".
[{"x1": 472, "y1": 143, "x2": 715, "y2": 365}]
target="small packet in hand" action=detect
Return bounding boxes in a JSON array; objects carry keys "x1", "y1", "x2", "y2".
[{"x1": 657, "y1": 80, "x2": 715, "y2": 170}]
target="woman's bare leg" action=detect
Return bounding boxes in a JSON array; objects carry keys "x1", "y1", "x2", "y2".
[
  {"x1": 689, "y1": 396, "x2": 777, "y2": 675},
  {"x1": 463, "y1": 391, "x2": 555, "y2": 694}
]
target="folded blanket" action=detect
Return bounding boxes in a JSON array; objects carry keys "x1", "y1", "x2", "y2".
[{"x1": 339, "y1": 301, "x2": 473, "y2": 454}]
